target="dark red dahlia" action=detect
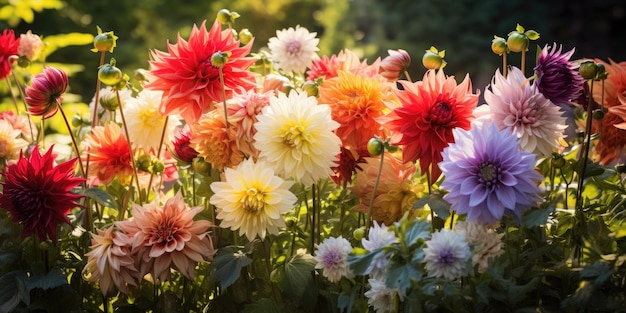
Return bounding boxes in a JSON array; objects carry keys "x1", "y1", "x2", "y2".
[
  {"x1": 24, "y1": 67, "x2": 68, "y2": 119},
  {"x1": 171, "y1": 124, "x2": 199, "y2": 164},
  {"x1": 0, "y1": 146, "x2": 85, "y2": 242},
  {"x1": 533, "y1": 43, "x2": 586, "y2": 105},
  {"x1": 0, "y1": 29, "x2": 20, "y2": 80}
]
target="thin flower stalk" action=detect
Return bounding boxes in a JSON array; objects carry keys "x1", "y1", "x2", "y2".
[
  {"x1": 57, "y1": 98, "x2": 86, "y2": 178},
  {"x1": 85, "y1": 51, "x2": 107, "y2": 180},
  {"x1": 115, "y1": 89, "x2": 143, "y2": 205}
]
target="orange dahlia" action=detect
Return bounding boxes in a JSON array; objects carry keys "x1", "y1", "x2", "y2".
[
  {"x1": 190, "y1": 109, "x2": 244, "y2": 171},
  {"x1": 591, "y1": 59, "x2": 626, "y2": 164},
  {"x1": 82, "y1": 122, "x2": 133, "y2": 185},
  {"x1": 307, "y1": 49, "x2": 381, "y2": 81},
  {"x1": 318, "y1": 71, "x2": 396, "y2": 154},
  {"x1": 0, "y1": 146, "x2": 84, "y2": 242},
  {"x1": 381, "y1": 69, "x2": 478, "y2": 183},
  {"x1": 145, "y1": 19, "x2": 257, "y2": 123}
]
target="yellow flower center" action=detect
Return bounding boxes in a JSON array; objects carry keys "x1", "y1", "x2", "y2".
[
  {"x1": 282, "y1": 124, "x2": 307, "y2": 147},
  {"x1": 138, "y1": 106, "x2": 164, "y2": 127},
  {"x1": 242, "y1": 187, "x2": 265, "y2": 213}
]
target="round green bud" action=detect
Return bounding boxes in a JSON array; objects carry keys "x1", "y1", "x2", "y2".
[
  {"x1": 301, "y1": 81, "x2": 318, "y2": 97},
  {"x1": 367, "y1": 137, "x2": 384, "y2": 156},
  {"x1": 285, "y1": 217, "x2": 298, "y2": 228},
  {"x1": 192, "y1": 157, "x2": 211, "y2": 176},
  {"x1": 152, "y1": 160, "x2": 165, "y2": 174},
  {"x1": 71, "y1": 114, "x2": 83, "y2": 128},
  {"x1": 551, "y1": 153, "x2": 566, "y2": 168},
  {"x1": 592, "y1": 109, "x2": 605, "y2": 121},
  {"x1": 506, "y1": 32, "x2": 528, "y2": 52},
  {"x1": 238, "y1": 28, "x2": 253, "y2": 45},
  {"x1": 491, "y1": 37, "x2": 507, "y2": 55},
  {"x1": 353, "y1": 227, "x2": 366, "y2": 241},
  {"x1": 136, "y1": 154, "x2": 152, "y2": 172},
  {"x1": 211, "y1": 51, "x2": 230, "y2": 67},
  {"x1": 93, "y1": 32, "x2": 116, "y2": 53},
  {"x1": 422, "y1": 51, "x2": 443, "y2": 70},
  {"x1": 98, "y1": 64, "x2": 123, "y2": 86},
  {"x1": 17, "y1": 56, "x2": 30, "y2": 68},
  {"x1": 578, "y1": 60, "x2": 597, "y2": 80},
  {"x1": 595, "y1": 63, "x2": 608, "y2": 80},
  {"x1": 216, "y1": 9, "x2": 240, "y2": 25}
]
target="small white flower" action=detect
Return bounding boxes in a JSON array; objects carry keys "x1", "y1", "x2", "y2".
[
  {"x1": 362, "y1": 222, "x2": 397, "y2": 279},
  {"x1": 268, "y1": 25, "x2": 320, "y2": 74},
  {"x1": 364, "y1": 278, "x2": 397, "y2": 313},
  {"x1": 314, "y1": 236, "x2": 354, "y2": 283},
  {"x1": 423, "y1": 229, "x2": 471, "y2": 280},
  {"x1": 455, "y1": 221, "x2": 504, "y2": 273}
]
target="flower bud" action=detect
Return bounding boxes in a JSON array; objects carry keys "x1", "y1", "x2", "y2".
[
  {"x1": 98, "y1": 62, "x2": 123, "y2": 86},
  {"x1": 136, "y1": 154, "x2": 153, "y2": 172},
  {"x1": 578, "y1": 60, "x2": 597, "y2": 80},
  {"x1": 595, "y1": 63, "x2": 608, "y2": 80},
  {"x1": 551, "y1": 153, "x2": 566, "y2": 168},
  {"x1": 91, "y1": 26, "x2": 118, "y2": 53},
  {"x1": 592, "y1": 109, "x2": 605, "y2": 121},
  {"x1": 301, "y1": 80, "x2": 318, "y2": 97},
  {"x1": 216, "y1": 9, "x2": 240, "y2": 25},
  {"x1": 491, "y1": 36, "x2": 507, "y2": 56},
  {"x1": 211, "y1": 51, "x2": 231, "y2": 67},
  {"x1": 152, "y1": 160, "x2": 165, "y2": 174},
  {"x1": 134, "y1": 68, "x2": 148, "y2": 83},
  {"x1": 17, "y1": 56, "x2": 30, "y2": 68},
  {"x1": 422, "y1": 46, "x2": 446, "y2": 70},
  {"x1": 353, "y1": 227, "x2": 366, "y2": 241},
  {"x1": 380, "y1": 49, "x2": 411, "y2": 81},
  {"x1": 238, "y1": 28, "x2": 253, "y2": 45},
  {"x1": 192, "y1": 157, "x2": 212, "y2": 176},
  {"x1": 506, "y1": 32, "x2": 528, "y2": 52},
  {"x1": 367, "y1": 137, "x2": 384, "y2": 156},
  {"x1": 71, "y1": 114, "x2": 83, "y2": 128},
  {"x1": 285, "y1": 217, "x2": 298, "y2": 229}
]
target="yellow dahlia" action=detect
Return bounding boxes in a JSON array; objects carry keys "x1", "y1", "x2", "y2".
[{"x1": 210, "y1": 158, "x2": 297, "y2": 241}]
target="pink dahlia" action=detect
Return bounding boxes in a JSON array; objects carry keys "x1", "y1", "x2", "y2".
[
  {"x1": 0, "y1": 146, "x2": 85, "y2": 241},
  {"x1": 119, "y1": 191, "x2": 214, "y2": 281},
  {"x1": 0, "y1": 29, "x2": 19, "y2": 80},
  {"x1": 24, "y1": 67, "x2": 68, "y2": 119},
  {"x1": 145, "y1": 19, "x2": 257, "y2": 123}
]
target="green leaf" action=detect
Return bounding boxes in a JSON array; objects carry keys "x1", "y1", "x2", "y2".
[
  {"x1": 209, "y1": 246, "x2": 252, "y2": 289},
  {"x1": 80, "y1": 187, "x2": 119, "y2": 209},
  {"x1": 385, "y1": 258, "x2": 422, "y2": 296},
  {"x1": 0, "y1": 271, "x2": 29, "y2": 311},
  {"x1": 26, "y1": 267, "x2": 68, "y2": 291},
  {"x1": 522, "y1": 205, "x2": 554, "y2": 228},
  {"x1": 241, "y1": 298, "x2": 282, "y2": 313},
  {"x1": 279, "y1": 253, "x2": 316, "y2": 303},
  {"x1": 347, "y1": 247, "x2": 382, "y2": 275},
  {"x1": 580, "y1": 262, "x2": 614, "y2": 285},
  {"x1": 515, "y1": 23, "x2": 525, "y2": 33},
  {"x1": 401, "y1": 218, "x2": 431, "y2": 248},
  {"x1": 337, "y1": 288, "x2": 358, "y2": 313},
  {"x1": 41, "y1": 33, "x2": 95, "y2": 59},
  {"x1": 414, "y1": 194, "x2": 451, "y2": 220}
]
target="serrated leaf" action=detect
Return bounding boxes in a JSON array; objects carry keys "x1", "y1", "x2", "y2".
[
  {"x1": 80, "y1": 187, "x2": 118, "y2": 209},
  {"x1": 209, "y1": 246, "x2": 252, "y2": 289},
  {"x1": 525, "y1": 30, "x2": 540, "y2": 40},
  {"x1": 414, "y1": 194, "x2": 451, "y2": 220},
  {"x1": 241, "y1": 298, "x2": 282, "y2": 313},
  {"x1": 276, "y1": 253, "x2": 316, "y2": 304},
  {"x1": 385, "y1": 259, "x2": 422, "y2": 296},
  {"x1": 347, "y1": 247, "x2": 382, "y2": 275},
  {"x1": 403, "y1": 219, "x2": 431, "y2": 247}
]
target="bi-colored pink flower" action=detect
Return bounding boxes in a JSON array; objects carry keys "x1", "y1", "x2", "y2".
[{"x1": 24, "y1": 67, "x2": 68, "y2": 119}]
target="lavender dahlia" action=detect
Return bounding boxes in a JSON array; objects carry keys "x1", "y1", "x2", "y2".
[
  {"x1": 423, "y1": 229, "x2": 471, "y2": 280},
  {"x1": 533, "y1": 43, "x2": 585, "y2": 105},
  {"x1": 439, "y1": 122, "x2": 543, "y2": 224}
]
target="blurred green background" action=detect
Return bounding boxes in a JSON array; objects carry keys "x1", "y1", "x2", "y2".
[{"x1": 3, "y1": 0, "x2": 625, "y2": 103}]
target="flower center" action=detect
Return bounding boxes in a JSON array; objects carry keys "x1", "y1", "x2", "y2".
[
  {"x1": 322, "y1": 250, "x2": 342, "y2": 268},
  {"x1": 430, "y1": 101, "x2": 453, "y2": 125},
  {"x1": 437, "y1": 249, "x2": 455, "y2": 265},
  {"x1": 478, "y1": 162, "x2": 498, "y2": 187},
  {"x1": 138, "y1": 106, "x2": 163, "y2": 126},
  {"x1": 154, "y1": 221, "x2": 179, "y2": 243},
  {"x1": 242, "y1": 187, "x2": 265, "y2": 213},
  {"x1": 282, "y1": 124, "x2": 306, "y2": 147},
  {"x1": 197, "y1": 59, "x2": 220, "y2": 85},
  {"x1": 286, "y1": 40, "x2": 302, "y2": 56}
]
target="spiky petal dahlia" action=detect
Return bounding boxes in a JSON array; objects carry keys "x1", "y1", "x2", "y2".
[
  {"x1": 145, "y1": 19, "x2": 257, "y2": 123},
  {"x1": 439, "y1": 122, "x2": 543, "y2": 224},
  {"x1": 82, "y1": 122, "x2": 133, "y2": 185},
  {"x1": 254, "y1": 90, "x2": 342, "y2": 185},
  {"x1": 120, "y1": 191, "x2": 214, "y2": 282},
  {"x1": 533, "y1": 43, "x2": 585, "y2": 105},
  {"x1": 475, "y1": 67, "x2": 567, "y2": 157},
  {"x1": 0, "y1": 29, "x2": 19, "y2": 80},
  {"x1": 24, "y1": 67, "x2": 68, "y2": 119},
  {"x1": 381, "y1": 69, "x2": 478, "y2": 183},
  {"x1": 210, "y1": 158, "x2": 297, "y2": 241},
  {"x1": 0, "y1": 146, "x2": 85, "y2": 242}
]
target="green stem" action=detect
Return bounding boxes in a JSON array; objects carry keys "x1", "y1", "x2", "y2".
[
  {"x1": 146, "y1": 116, "x2": 169, "y2": 197},
  {"x1": 218, "y1": 66, "x2": 229, "y2": 127},
  {"x1": 116, "y1": 89, "x2": 143, "y2": 205},
  {"x1": 575, "y1": 80, "x2": 595, "y2": 212},
  {"x1": 10, "y1": 72, "x2": 35, "y2": 142},
  {"x1": 57, "y1": 100, "x2": 86, "y2": 178},
  {"x1": 366, "y1": 150, "x2": 385, "y2": 237},
  {"x1": 85, "y1": 51, "x2": 107, "y2": 181}
]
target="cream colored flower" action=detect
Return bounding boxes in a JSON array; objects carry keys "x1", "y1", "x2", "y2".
[
  {"x1": 18, "y1": 30, "x2": 43, "y2": 61},
  {"x1": 210, "y1": 158, "x2": 297, "y2": 241},
  {"x1": 124, "y1": 89, "x2": 179, "y2": 153},
  {"x1": 253, "y1": 90, "x2": 341, "y2": 185},
  {"x1": 268, "y1": 25, "x2": 320, "y2": 74},
  {"x1": 0, "y1": 119, "x2": 28, "y2": 161},
  {"x1": 455, "y1": 221, "x2": 504, "y2": 273}
]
